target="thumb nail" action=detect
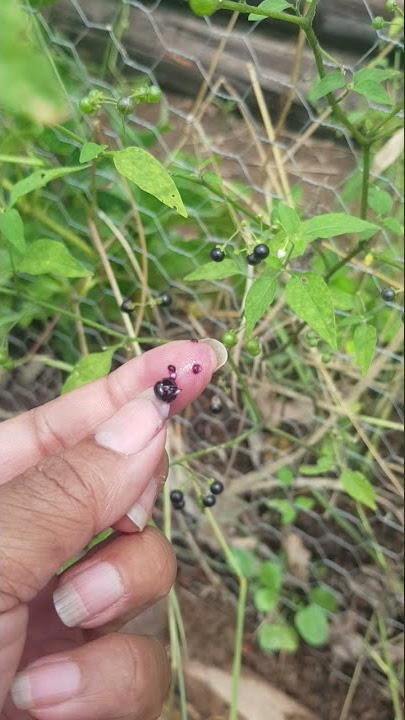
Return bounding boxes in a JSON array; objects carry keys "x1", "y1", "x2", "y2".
[
  {"x1": 200, "y1": 339, "x2": 228, "y2": 371},
  {"x1": 94, "y1": 388, "x2": 169, "y2": 456}
]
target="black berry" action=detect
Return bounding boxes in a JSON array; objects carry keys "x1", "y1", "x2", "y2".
[
  {"x1": 210, "y1": 248, "x2": 225, "y2": 262},
  {"x1": 202, "y1": 494, "x2": 216, "y2": 508},
  {"x1": 210, "y1": 396, "x2": 223, "y2": 414},
  {"x1": 210, "y1": 480, "x2": 224, "y2": 495},
  {"x1": 247, "y1": 253, "x2": 260, "y2": 266},
  {"x1": 253, "y1": 244, "x2": 270, "y2": 261},
  {"x1": 381, "y1": 287, "x2": 395, "y2": 302},
  {"x1": 170, "y1": 489, "x2": 184, "y2": 504},
  {"x1": 120, "y1": 298, "x2": 135, "y2": 313},
  {"x1": 154, "y1": 378, "x2": 181, "y2": 403},
  {"x1": 160, "y1": 293, "x2": 172, "y2": 307},
  {"x1": 173, "y1": 499, "x2": 185, "y2": 511}
]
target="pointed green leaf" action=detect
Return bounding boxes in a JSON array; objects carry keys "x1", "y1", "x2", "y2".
[
  {"x1": 79, "y1": 142, "x2": 107, "y2": 164},
  {"x1": 340, "y1": 470, "x2": 376, "y2": 511},
  {"x1": 330, "y1": 287, "x2": 355, "y2": 311},
  {"x1": 353, "y1": 68, "x2": 399, "y2": 85},
  {"x1": 301, "y1": 213, "x2": 380, "y2": 242},
  {"x1": 353, "y1": 80, "x2": 392, "y2": 106},
  {"x1": 286, "y1": 273, "x2": 337, "y2": 349},
  {"x1": 9, "y1": 165, "x2": 89, "y2": 207},
  {"x1": 295, "y1": 604, "x2": 329, "y2": 647},
  {"x1": 62, "y1": 346, "x2": 119, "y2": 394},
  {"x1": 368, "y1": 188, "x2": 393, "y2": 217},
  {"x1": 267, "y1": 499, "x2": 296, "y2": 526},
  {"x1": 278, "y1": 203, "x2": 301, "y2": 235},
  {"x1": 354, "y1": 323, "x2": 377, "y2": 376},
  {"x1": 258, "y1": 624, "x2": 299, "y2": 654},
  {"x1": 113, "y1": 147, "x2": 187, "y2": 217},
  {"x1": 299, "y1": 456, "x2": 335, "y2": 476},
  {"x1": 185, "y1": 259, "x2": 242, "y2": 282},
  {"x1": 18, "y1": 239, "x2": 91, "y2": 278},
  {"x1": 248, "y1": 0, "x2": 293, "y2": 22},
  {"x1": 0, "y1": 208, "x2": 25, "y2": 253},
  {"x1": 310, "y1": 72, "x2": 347, "y2": 101},
  {"x1": 244, "y1": 275, "x2": 277, "y2": 336},
  {"x1": 230, "y1": 548, "x2": 258, "y2": 579}
]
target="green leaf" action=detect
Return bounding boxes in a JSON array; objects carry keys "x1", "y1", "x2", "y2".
[
  {"x1": 248, "y1": 0, "x2": 293, "y2": 22},
  {"x1": 113, "y1": 147, "x2": 187, "y2": 217},
  {"x1": 330, "y1": 287, "x2": 355, "y2": 311},
  {"x1": 294, "y1": 496, "x2": 315, "y2": 511},
  {"x1": 340, "y1": 470, "x2": 376, "y2": 511},
  {"x1": 254, "y1": 587, "x2": 279, "y2": 613},
  {"x1": 244, "y1": 275, "x2": 277, "y2": 336},
  {"x1": 353, "y1": 80, "x2": 392, "y2": 106},
  {"x1": 267, "y1": 499, "x2": 296, "y2": 526},
  {"x1": 301, "y1": 213, "x2": 380, "y2": 242},
  {"x1": 62, "y1": 346, "x2": 119, "y2": 394},
  {"x1": 185, "y1": 259, "x2": 242, "y2": 282},
  {"x1": 353, "y1": 323, "x2": 377, "y2": 376},
  {"x1": 277, "y1": 468, "x2": 295, "y2": 487},
  {"x1": 9, "y1": 166, "x2": 89, "y2": 207},
  {"x1": 309, "y1": 587, "x2": 338, "y2": 613},
  {"x1": 278, "y1": 203, "x2": 301, "y2": 235},
  {"x1": 383, "y1": 217, "x2": 403, "y2": 236},
  {"x1": 295, "y1": 604, "x2": 329, "y2": 647},
  {"x1": 368, "y1": 188, "x2": 393, "y2": 217},
  {"x1": 230, "y1": 548, "x2": 258, "y2": 579},
  {"x1": 310, "y1": 72, "x2": 346, "y2": 101},
  {"x1": 0, "y1": 0, "x2": 67, "y2": 124},
  {"x1": 18, "y1": 239, "x2": 91, "y2": 278},
  {"x1": 259, "y1": 562, "x2": 283, "y2": 591},
  {"x1": 353, "y1": 68, "x2": 399, "y2": 85},
  {"x1": 0, "y1": 208, "x2": 25, "y2": 253},
  {"x1": 258, "y1": 624, "x2": 299, "y2": 654},
  {"x1": 286, "y1": 273, "x2": 337, "y2": 349},
  {"x1": 299, "y1": 456, "x2": 335, "y2": 476},
  {"x1": 79, "y1": 142, "x2": 108, "y2": 164}
]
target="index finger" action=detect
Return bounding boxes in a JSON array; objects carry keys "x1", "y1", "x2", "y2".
[{"x1": 0, "y1": 338, "x2": 226, "y2": 484}]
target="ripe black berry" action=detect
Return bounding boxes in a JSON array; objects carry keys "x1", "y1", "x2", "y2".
[
  {"x1": 154, "y1": 378, "x2": 181, "y2": 403},
  {"x1": 253, "y1": 243, "x2": 270, "y2": 261},
  {"x1": 202, "y1": 494, "x2": 216, "y2": 508},
  {"x1": 170, "y1": 489, "x2": 184, "y2": 504},
  {"x1": 210, "y1": 248, "x2": 225, "y2": 262},
  {"x1": 160, "y1": 293, "x2": 172, "y2": 307},
  {"x1": 210, "y1": 480, "x2": 224, "y2": 495},
  {"x1": 247, "y1": 253, "x2": 261, "y2": 266},
  {"x1": 381, "y1": 287, "x2": 395, "y2": 302},
  {"x1": 210, "y1": 396, "x2": 223, "y2": 414},
  {"x1": 173, "y1": 499, "x2": 185, "y2": 510},
  {"x1": 120, "y1": 298, "x2": 135, "y2": 313}
]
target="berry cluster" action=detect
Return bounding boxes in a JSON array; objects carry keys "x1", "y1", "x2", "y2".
[
  {"x1": 170, "y1": 481, "x2": 224, "y2": 512},
  {"x1": 210, "y1": 244, "x2": 270, "y2": 266}
]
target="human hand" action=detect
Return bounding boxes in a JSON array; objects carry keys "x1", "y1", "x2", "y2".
[{"x1": 0, "y1": 339, "x2": 226, "y2": 720}]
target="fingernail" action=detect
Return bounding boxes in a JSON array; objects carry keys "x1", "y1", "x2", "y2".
[
  {"x1": 126, "y1": 478, "x2": 161, "y2": 530},
  {"x1": 95, "y1": 387, "x2": 169, "y2": 455},
  {"x1": 200, "y1": 338, "x2": 228, "y2": 371},
  {"x1": 11, "y1": 661, "x2": 81, "y2": 710},
  {"x1": 53, "y1": 561, "x2": 123, "y2": 627}
]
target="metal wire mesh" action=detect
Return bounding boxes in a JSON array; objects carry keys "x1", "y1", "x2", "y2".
[{"x1": 1, "y1": 1, "x2": 404, "y2": 717}]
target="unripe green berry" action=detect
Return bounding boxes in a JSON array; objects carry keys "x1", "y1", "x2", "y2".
[
  {"x1": 189, "y1": 0, "x2": 219, "y2": 17},
  {"x1": 117, "y1": 97, "x2": 133, "y2": 115},
  {"x1": 246, "y1": 338, "x2": 261, "y2": 357},
  {"x1": 307, "y1": 336, "x2": 319, "y2": 348},
  {"x1": 386, "y1": 0, "x2": 396, "y2": 11},
  {"x1": 79, "y1": 96, "x2": 95, "y2": 115},
  {"x1": 322, "y1": 353, "x2": 331, "y2": 364},
  {"x1": 372, "y1": 16, "x2": 385, "y2": 29},
  {"x1": 221, "y1": 331, "x2": 237, "y2": 349},
  {"x1": 146, "y1": 86, "x2": 162, "y2": 104}
]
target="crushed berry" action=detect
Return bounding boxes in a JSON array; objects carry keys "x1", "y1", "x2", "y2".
[
  {"x1": 192, "y1": 363, "x2": 202, "y2": 374},
  {"x1": 153, "y1": 377, "x2": 181, "y2": 403},
  {"x1": 168, "y1": 364, "x2": 177, "y2": 379}
]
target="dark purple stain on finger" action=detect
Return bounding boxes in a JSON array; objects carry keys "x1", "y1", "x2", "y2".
[
  {"x1": 190, "y1": 338, "x2": 199, "y2": 343},
  {"x1": 168, "y1": 364, "x2": 177, "y2": 379},
  {"x1": 192, "y1": 363, "x2": 202, "y2": 375}
]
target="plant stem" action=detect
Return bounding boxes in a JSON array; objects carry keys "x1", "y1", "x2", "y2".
[
  {"x1": 305, "y1": 0, "x2": 319, "y2": 25},
  {"x1": 218, "y1": 0, "x2": 304, "y2": 26},
  {"x1": 202, "y1": 507, "x2": 247, "y2": 720},
  {"x1": 360, "y1": 143, "x2": 372, "y2": 220},
  {"x1": 0, "y1": 154, "x2": 44, "y2": 166}
]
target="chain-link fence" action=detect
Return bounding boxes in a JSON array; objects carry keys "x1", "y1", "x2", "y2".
[{"x1": 1, "y1": 1, "x2": 404, "y2": 718}]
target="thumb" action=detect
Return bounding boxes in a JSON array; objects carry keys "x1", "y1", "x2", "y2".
[{"x1": 0, "y1": 387, "x2": 168, "y2": 611}]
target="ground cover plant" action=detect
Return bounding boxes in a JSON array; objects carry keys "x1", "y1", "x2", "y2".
[{"x1": 0, "y1": 0, "x2": 404, "y2": 718}]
